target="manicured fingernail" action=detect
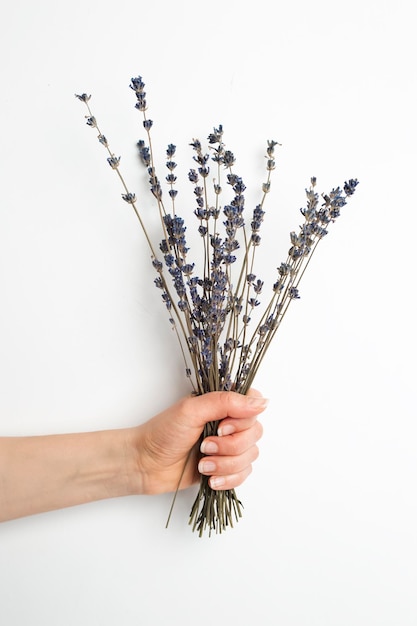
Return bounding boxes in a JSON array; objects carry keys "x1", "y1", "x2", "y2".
[
  {"x1": 247, "y1": 397, "x2": 269, "y2": 409},
  {"x1": 198, "y1": 460, "x2": 216, "y2": 473},
  {"x1": 217, "y1": 424, "x2": 235, "y2": 437},
  {"x1": 210, "y1": 476, "x2": 225, "y2": 489},
  {"x1": 200, "y1": 440, "x2": 218, "y2": 454}
]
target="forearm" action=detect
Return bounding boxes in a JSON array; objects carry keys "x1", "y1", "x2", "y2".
[
  {"x1": 0, "y1": 429, "x2": 141, "y2": 522},
  {"x1": 0, "y1": 392, "x2": 265, "y2": 522}
]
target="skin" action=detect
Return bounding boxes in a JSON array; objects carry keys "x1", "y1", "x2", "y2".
[{"x1": 0, "y1": 390, "x2": 266, "y2": 522}]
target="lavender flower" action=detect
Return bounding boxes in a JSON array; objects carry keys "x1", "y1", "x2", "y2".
[
  {"x1": 122, "y1": 192, "x2": 136, "y2": 203},
  {"x1": 75, "y1": 93, "x2": 91, "y2": 103},
  {"x1": 76, "y1": 76, "x2": 359, "y2": 537},
  {"x1": 107, "y1": 156, "x2": 120, "y2": 169},
  {"x1": 130, "y1": 76, "x2": 147, "y2": 111}
]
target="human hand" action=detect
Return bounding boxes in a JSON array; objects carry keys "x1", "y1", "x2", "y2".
[
  {"x1": 0, "y1": 391, "x2": 266, "y2": 522},
  {"x1": 129, "y1": 390, "x2": 267, "y2": 496}
]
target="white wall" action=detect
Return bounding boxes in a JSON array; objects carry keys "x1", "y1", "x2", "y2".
[{"x1": 1, "y1": 0, "x2": 416, "y2": 624}]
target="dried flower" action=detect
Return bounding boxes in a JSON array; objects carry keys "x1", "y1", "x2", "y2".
[{"x1": 76, "y1": 77, "x2": 359, "y2": 537}]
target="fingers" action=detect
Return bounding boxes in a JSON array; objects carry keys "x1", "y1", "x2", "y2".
[
  {"x1": 198, "y1": 410, "x2": 264, "y2": 491},
  {"x1": 201, "y1": 419, "x2": 263, "y2": 457},
  {"x1": 198, "y1": 442, "x2": 259, "y2": 490},
  {"x1": 174, "y1": 389, "x2": 267, "y2": 491}
]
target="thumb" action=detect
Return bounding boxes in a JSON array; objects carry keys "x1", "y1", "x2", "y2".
[{"x1": 180, "y1": 391, "x2": 268, "y2": 431}]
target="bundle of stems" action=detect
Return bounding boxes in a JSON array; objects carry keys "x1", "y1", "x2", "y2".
[{"x1": 76, "y1": 76, "x2": 358, "y2": 536}]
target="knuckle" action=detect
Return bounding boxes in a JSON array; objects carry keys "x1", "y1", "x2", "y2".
[
  {"x1": 235, "y1": 466, "x2": 252, "y2": 487},
  {"x1": 253, "y1": 420, "x2": 263, "y2": 441},
  {"x1": 226, "y1": 456, "x2": 239, "y2": 474},
  {"x1": 178, "y1": 394, "x2": 194, "y2": 415},
  {"x1": 227, "y1": 438, "x2": 240, "y2": 455}
]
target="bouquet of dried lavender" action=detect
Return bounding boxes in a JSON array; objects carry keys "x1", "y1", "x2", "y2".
[{"x1": 76, "y1": 76, "x2": 358, "y2": 536}]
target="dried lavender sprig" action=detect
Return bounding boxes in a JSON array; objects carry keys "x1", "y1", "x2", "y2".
[
  {"x1": 75, "y1": 94, "x2": 156, "y2": 257},
  {"x1": 165, "y1": 143, "x2": 178, "y2": 213},
  {"x1": 190, "y1": 138, "x2": 213, "y2": 285},
  {"x1": 75, "y1": 93, "x2": 200, "y2": 394},
  {"x1": 231, "y1": 140, "x2": 279, "y2": 380},
  {"x1": 130, "y1": 77, "x2": 174, "y2": 261},
  {"x1": 238, "y1": 177, "x2": 359, "y2": 393}
]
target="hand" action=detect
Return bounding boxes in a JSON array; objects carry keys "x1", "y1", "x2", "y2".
[
  {"x1": 0, "y1": 390, "x2": 266, "y2": 522},
  {"x1": 129, "y1": 390, "x2": 267, "y2": 496}
]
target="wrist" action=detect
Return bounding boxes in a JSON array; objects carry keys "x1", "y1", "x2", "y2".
[{"x1": 123, "y1": 425, "x2": 148, "y2": 497}]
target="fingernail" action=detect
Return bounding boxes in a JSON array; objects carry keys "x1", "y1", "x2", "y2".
[
  {"x1": 246, "y1": 397, "x2": 269, "y2": 409},
  {"x1": 198, "y1": 460, "x2": 216, "y2": 473},
  {"x1": 217, "y1": 424, "x2": 235, "y2": 437},
  {"x1": 210, "y1": 476, "x2": 225, "y2": 489},
  {"x1": 200, "y1": 440, "x2": 218, "y2": 454}
]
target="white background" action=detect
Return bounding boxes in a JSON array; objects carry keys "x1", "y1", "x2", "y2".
[{"x1": 1, "y1": 0, "x2": 416, "y2": 624}]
